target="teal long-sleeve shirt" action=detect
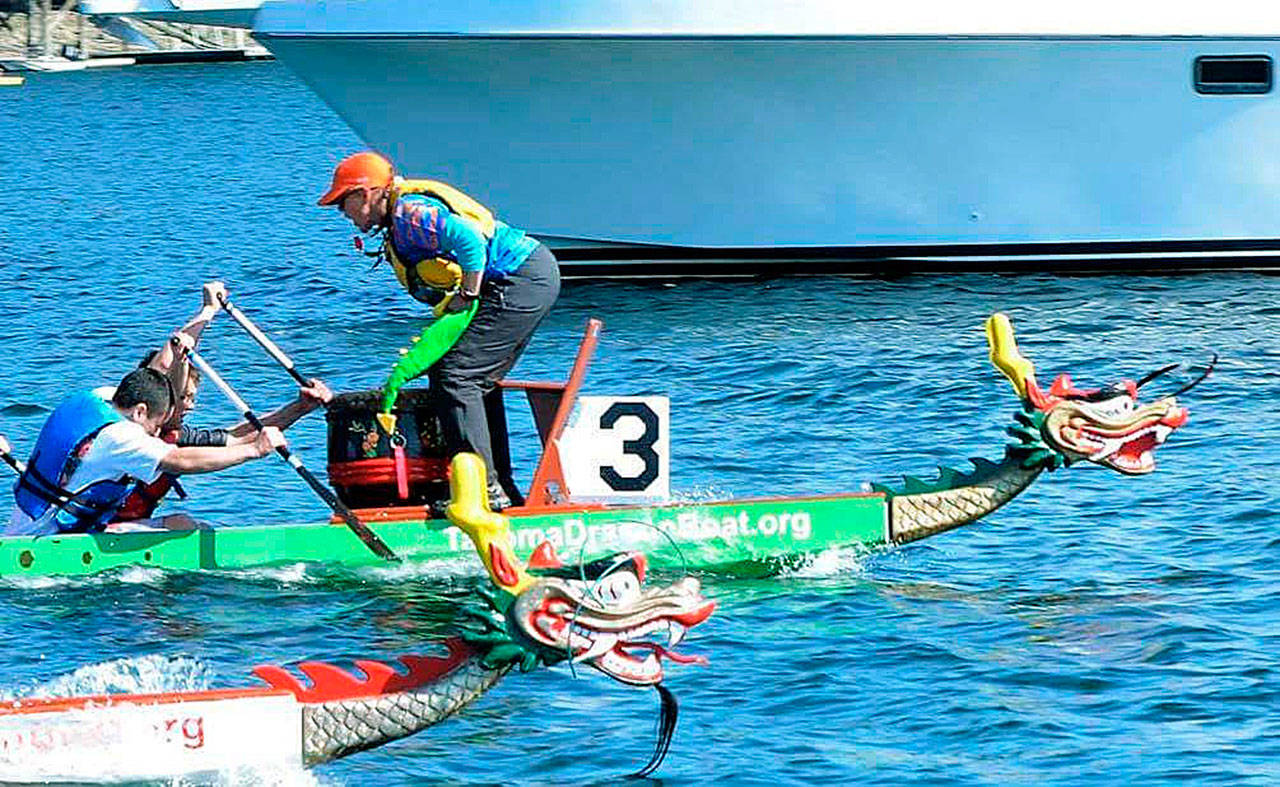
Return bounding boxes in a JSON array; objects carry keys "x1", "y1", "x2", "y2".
[{"x1": 390, "y1": 194, "x2": 538, "y2": 279}]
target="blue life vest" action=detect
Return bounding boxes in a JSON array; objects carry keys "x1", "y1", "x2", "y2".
[{"x1": 13, "y1": 391, "x2": 138, "y2": 533}]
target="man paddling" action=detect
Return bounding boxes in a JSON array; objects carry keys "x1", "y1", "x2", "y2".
[
  {"x1": 5, "y1": 367, "x2": 286, "y2": 537},
  {"x1": 111, "y1": 282, "x2": 334, "y2": 529},
  {"x1": 318, "y1": 151, "x2": 560, "y2": 509}
]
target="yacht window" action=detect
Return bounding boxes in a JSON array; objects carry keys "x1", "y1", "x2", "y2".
[{"x1": 1194, "y1": 55, "x2": 1272, "y2": 94}]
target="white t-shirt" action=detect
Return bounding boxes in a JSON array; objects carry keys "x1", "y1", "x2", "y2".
[{"x1": 7, "y1": 419, "x2": 174, "y2": 536}]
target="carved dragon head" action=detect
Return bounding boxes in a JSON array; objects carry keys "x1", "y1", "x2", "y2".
[
  {"x1": 987, "y1": 313, "x2": 1205, "y2": 474},
  {"x1": 446, "y1": 454, "x2": 714, "y2": 686}
]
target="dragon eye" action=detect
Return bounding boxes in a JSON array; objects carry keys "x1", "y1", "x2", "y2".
[
  {"x1": 594, "y1": 571, "x2": 641, "y2": 604},
  {"x1": 1091, "y1": 395, "x2": 1134, "y2": 419}
]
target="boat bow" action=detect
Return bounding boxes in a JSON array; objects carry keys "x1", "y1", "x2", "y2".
[{"x1": 880, "y1": 313, "x2": 1196, "y2": 543}]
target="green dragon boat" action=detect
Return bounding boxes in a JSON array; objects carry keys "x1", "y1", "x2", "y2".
[{"x1": 0, "y1": 313, "x2": 1197, "y2": 579}]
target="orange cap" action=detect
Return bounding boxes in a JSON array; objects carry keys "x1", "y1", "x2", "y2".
[{"x1": 317, "y1": 151, "x2": 395, "y2": 206}]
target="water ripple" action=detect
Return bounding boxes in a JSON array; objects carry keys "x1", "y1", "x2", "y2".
[{"x1": 0, "y1": 64, "x2": 1275, "y2": 786}]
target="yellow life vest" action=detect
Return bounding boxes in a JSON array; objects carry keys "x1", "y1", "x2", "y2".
[{"x1": 383, "y1": 178, "x2": 497, "y2": 297}]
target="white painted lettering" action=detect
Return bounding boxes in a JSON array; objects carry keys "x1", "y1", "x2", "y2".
[
  {"x1": 720, "y1": 514, "x2": 739, "y2": 538},
  {"x1": 564, "y1": 520, "x2": 587, "y2": 548},
  {"x1": 758, "y1": 514, "x2": 779, "y2": 536},
  {"x1": 515, "y1": 527, "x2": 546, "y2": 552},
  {"x1": 791, "y1": 512, "x2": 812, "y2": 540}
]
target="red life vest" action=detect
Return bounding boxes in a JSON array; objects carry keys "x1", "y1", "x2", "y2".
[{"x1": 111, "y1": 429, "x2": 182, "y2": 522}]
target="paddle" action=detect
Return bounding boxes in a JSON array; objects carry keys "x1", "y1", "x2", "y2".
[
  {"x1": 0, "y1": 435, "x2": 24, "y2": 474},
  {"x1": 185, "y1": 349, "x2": 399, "y2": 562},
  {"x1": 215, "y1": 294, "x2": 311, "y2": 388}
]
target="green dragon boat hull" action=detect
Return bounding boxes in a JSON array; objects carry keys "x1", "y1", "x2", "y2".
[
  {"x1": 0, "y1": 311, "x2": 1201, "y2": 580},
  {"x1": 0, "y1": 493, "x2": 887, "y2": 578}
]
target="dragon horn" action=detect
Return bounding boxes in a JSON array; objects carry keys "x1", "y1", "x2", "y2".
[
  {"x1": 445, "y1": 452, "x2": 531, "y2": 594},
  {"x1": 985, "y1": 313, "x2": 1037, "y2": 401}
]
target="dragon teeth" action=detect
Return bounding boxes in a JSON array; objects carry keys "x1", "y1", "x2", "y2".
[
  {"x1": 572, "y1": 632, "x2": 617, "y2": 664},
  {"x1": 668, "y1": 621, "x2": 686, "y2": 648},
  {"x1": 600, "y1": 647, "x2": 660, "y2": 683}
]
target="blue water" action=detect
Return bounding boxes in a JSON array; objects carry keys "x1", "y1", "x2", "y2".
[{"x1": 2, "y1": 63, "x2": 1279, "y2": 785}]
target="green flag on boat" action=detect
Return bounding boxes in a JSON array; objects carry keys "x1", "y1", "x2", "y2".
[{"x1": 378, "y1": 300, "x2": 479, "y2": 432}]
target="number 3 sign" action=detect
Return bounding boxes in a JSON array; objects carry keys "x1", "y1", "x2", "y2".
[{"x1": 557, "y1": 396, "x2": 670, "y2": 502}]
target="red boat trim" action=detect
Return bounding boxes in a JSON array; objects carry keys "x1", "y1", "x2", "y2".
[
  {"x1": 0, "y1": 686, "x2": 291, "y2": 716},
  {"x1": 331, "y1": 505, "x2": 433, "y2": 523},
  {"x1": 332, "y1": 490, "x2": 885, "y2": 525},
  {"x1": 252, "y1": 639, "x2": 475, "y2": 703},
  {"x1": 328, "y1": 500, "x2": 616, "y2": 524},
  {"x1": 500, "y1": 501, "x2": 611, "y2": 515}
]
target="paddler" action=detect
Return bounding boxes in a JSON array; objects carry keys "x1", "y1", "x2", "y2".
[
  {"x1": 6, "y1": 365, "x2": 287, "y2": 537},
  {"x1": 318, "y1": 151, "x2": 560, "y2": 510},
  {"x1": 111, "y1": 282, "x2": 334, "y2": 529}
]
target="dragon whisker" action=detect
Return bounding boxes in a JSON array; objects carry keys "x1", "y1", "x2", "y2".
[
  {"x1": 1164, "y1": 353, "x2": 1218, "y2": 399},
  {"x1": 1134, "y1": 362, "x2": 1181, "y2": 389},
  {"x1": 629, "y1": 684, "x2": 679, "y2": 779}
]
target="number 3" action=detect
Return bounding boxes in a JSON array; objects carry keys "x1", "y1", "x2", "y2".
[{"x1": 598, "y1": 402, "x2": 660, "y2": 491}]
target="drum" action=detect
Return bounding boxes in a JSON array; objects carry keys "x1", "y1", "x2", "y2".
[{"x1": 325, "y1": 388, "x2": 448, "y2": 509}]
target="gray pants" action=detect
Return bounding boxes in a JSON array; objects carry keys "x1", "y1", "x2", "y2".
[{"x1": 429, "y1": 244, "x2": 560, "y2": 500}]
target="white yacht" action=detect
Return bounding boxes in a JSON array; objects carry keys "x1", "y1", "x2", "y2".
[{"x1": 248, "y1": 1, "x2": 1280, "y2": 272}]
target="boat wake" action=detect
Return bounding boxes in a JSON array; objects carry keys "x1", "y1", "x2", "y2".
[
  {"x1": 0, "y1": 557, "x2": 493, "y2": 591},
  {"x1": 3, "y1": 654, "x2": 212, "y2": 701},
  {"x1": 217, "y1": 562, "x2": 321, "y2": 586},
  {"x1": 166, "y1": 765, "x2": 324, "y2": 786},
  {"x1": 214, "y1": 555, "x2": 490, "y2": 586},
  {"x1": 0, "y1": 564, "x2": 167, "y2": 590},
  {"x1": 358, "y1": 553, "x2": 487, "y2": 583},
  {"x1": 780, "y1": 544, "x2": 873, "y2": 579}
]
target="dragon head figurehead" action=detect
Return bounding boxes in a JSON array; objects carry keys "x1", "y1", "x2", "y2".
[
  {"x1": 446, "y1": 454, "x2": 714, "y2": 686},
  {"x1": 512, "y1": 547, "x2": 712, "y2": 685},
  {"x1": 986, "y1": 313, "x2": 1202, "y2": 474}
]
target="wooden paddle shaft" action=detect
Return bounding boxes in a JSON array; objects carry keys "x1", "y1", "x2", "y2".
[
  {"x1": 185, "y1": 349, "x2": 399, "y2": 561},
  {"x1": 217, "y1": 295, "x2": 310, "y2": 387}
]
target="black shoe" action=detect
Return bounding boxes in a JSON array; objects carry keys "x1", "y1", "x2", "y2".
[
  {"x1": 428, "y1": 497, "x2": 450, "y2": 519},
  {"x1": 487, "y1": 483, "x2": 512, "y2": 512}
]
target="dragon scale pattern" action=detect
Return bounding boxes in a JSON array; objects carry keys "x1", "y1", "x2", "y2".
[
  {"x1": 302, "y1": 660, "x2": 510, "y2": 765},
  {"x1": 890, "y1": 462, "x2": 1042, "y2": 544}
]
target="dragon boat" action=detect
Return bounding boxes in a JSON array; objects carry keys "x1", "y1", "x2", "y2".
[
  {"x1": 0, "y1": 454, "x2": 715, "y2": 781},
  {"x1": 0, "y1": 313, "x2": 1199, "y2": 579}
]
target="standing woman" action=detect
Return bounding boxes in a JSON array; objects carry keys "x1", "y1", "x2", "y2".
[{"x1": 318, "y1": 151, "x2": 560, "y2": 509}]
